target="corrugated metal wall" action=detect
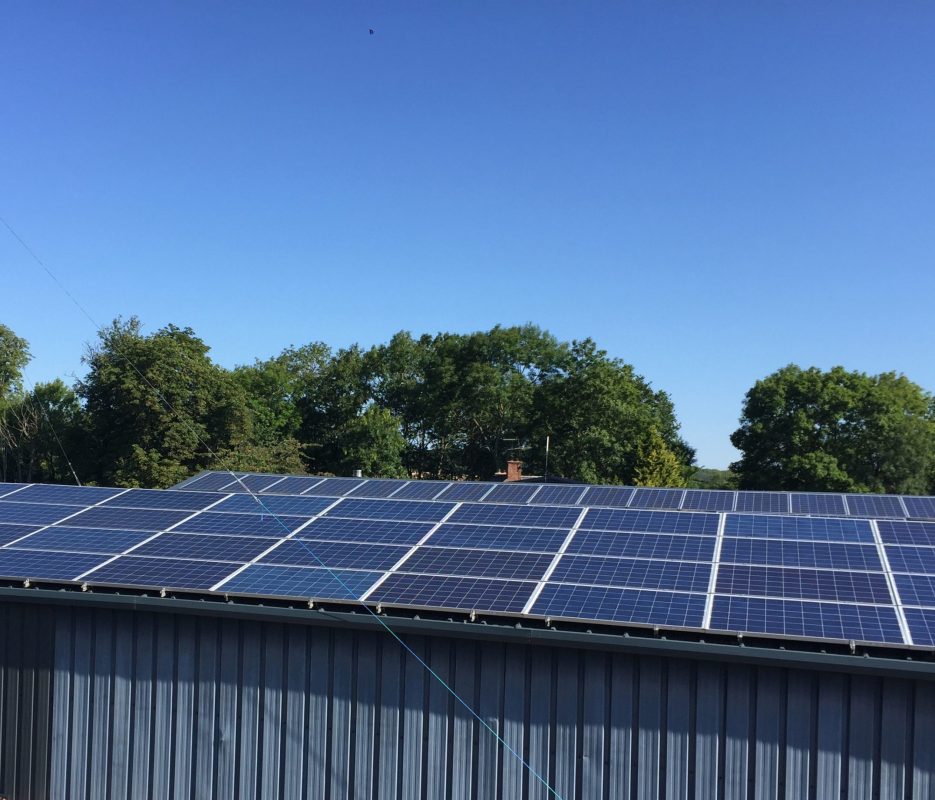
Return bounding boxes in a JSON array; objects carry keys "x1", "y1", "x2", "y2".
[{"x1": 2, "y1": 599, "x2": 935, "y2": 799}]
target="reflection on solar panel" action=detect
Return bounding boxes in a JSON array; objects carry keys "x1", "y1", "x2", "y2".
[
  {"x1": 532, "y1": 585, "x2": 706, "y2": 627},
  {"x1": 6, "y1": 476, "x2": 935, "y2": 649},
  {"x1": 709, "y1": 597, "x2": 904, "y2": 644}
]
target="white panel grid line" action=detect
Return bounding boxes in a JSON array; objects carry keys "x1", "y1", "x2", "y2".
[
  {"x1": 521, "y1": 507, "x2": 590, "y2": 615},
  {"x1": 217, "y1": 475, "x2": 248, "y2": 491},
  {"x1": 525, "y1": 485, "x2": 544, "y2": 505},
  {"x1": 74, "y1": 492, "x2": 234, "y2": 581},
  {"x1": 2, "y1": 487, "x2": 135, "y2": 549},
  {"x1": 210, "y1": 496, "x2": 347, "y2": 591},
  {"x1": 358, "y1": 502, "x2": 464, "y2": 601},
  {"x1": 701, "y1": 512, "x2": 728, "y2": 629},
  {"x1": 0, "y1": 484, "x2": 33, "y2": 499},
  {"x1": 869, "y1": 518, "x2": 913, "y2": 645},
  {"x1": 385, "y1": 481, "x2": 412, "y2": 498},
  {"x1": 259, "y1": 476, "x2": 288, "y2": 493},
  {"x1": 676, "y1": 489, "x2": 688, "y2": 510},
  {"x1": 897, "y1": 495, "x2": 912, "y2": 519},
  {"x1": 841, "y1": 495, "x2": 851, "y2": 516},
  {"x1": 477, "y1": 484, "x2": 500, "y2": 501},
  {"x1": 297, "y1": 477, "x2": 328, "y2": 495},
  {"x1": 343, "y1": 479, "x2": 371, "y2": 497},
  {"x1": 430, "y1": 483, "x2": 454, "y2": 500},
  {"x1": 573, "y1": 486, "x2": 590, "y2": 505}
]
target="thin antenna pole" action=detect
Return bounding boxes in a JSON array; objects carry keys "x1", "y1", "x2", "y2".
[{"x1": 544, "y1": 434, "x2": 550, "y2": 482}]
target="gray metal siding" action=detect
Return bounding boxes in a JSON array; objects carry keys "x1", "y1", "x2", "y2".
[{"x1": 2, "y1": 601, "x2": 935, "y2": 799}]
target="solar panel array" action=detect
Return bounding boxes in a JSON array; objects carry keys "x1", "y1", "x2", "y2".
[{"x1": 2, "y1": 475, "x2": 935, "y2": 650}]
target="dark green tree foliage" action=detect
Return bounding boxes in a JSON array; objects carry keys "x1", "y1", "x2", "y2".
[
  {"x1": 0, "y1": 323, "x2": 30, "y2": 397},
  {"x1": 79, "y1": 318, "x2": 253, "y2": 488},
  {"x1": 731, "y1": 365, "x2": 935, "y2": 494}
]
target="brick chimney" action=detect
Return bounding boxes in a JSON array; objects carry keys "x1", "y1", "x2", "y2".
[{"x1": 506, "y1": 460, "x2": 523, "y2": 482}]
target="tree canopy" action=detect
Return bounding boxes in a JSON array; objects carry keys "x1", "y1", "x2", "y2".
[{"x1": 731, "y1": 365, "x2": 935, "y2": 494}]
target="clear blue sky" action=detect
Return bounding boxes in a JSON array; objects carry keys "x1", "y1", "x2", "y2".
[{"x1": 3, "y1": 3, "x2": 934, "y2": 468}]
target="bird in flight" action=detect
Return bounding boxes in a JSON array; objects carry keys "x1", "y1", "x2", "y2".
[{"x1": 369, "y1": 28, "x2": 374, "y2": 35}]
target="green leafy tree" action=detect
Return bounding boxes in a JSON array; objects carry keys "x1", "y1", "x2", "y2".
[
  {"x1": 0, "y1": 323, "x2": 29, "y2": 398},
  {"x1": 633, "y1": 427, "x2": 686, "y2": 487},
  {"x1": 731, "y1": 365, "x2": 935, "y2": 493},
  {"x1": 337, "y1": 406, "x2": 407, "y2": 477},
  {"x1": 79, "y1": 318, "x2": 252, "y2": 487}
]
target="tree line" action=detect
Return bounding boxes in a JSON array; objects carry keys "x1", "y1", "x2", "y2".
[{"x1": 1, "y1": 319, "x2": 933, "y2": 494}]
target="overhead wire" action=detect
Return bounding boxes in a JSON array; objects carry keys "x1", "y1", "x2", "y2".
[{"x1": 0, "y1": 215, "x2": 566, "y2": 800}]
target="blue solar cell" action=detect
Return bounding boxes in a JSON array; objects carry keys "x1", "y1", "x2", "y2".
[
  {"x1": 388, "y1": 481, "x2": 451, "y2": 500},
  {"x1": 261, "y1": 540, "x2": 408, "y2": 570},
  {"x1": 566, "y1": 531, "x2": 716, "y2": 561},
  {"x1": 67, "y1": 506, "x2": 193, "y2": 532},
  {"x1": 628, "y1": 488, "x2": 684, "y2": 510},
  {"x1": 0, "y1": 549, "x2": 104, "y2": 581},
  {"x1": 530, "y1": 485, "x2": 587, "y2": 506},
  {"x1": 449, "y1": 503, "x2": 582, "y2": 530},
  {"x1": 327, "y1": 498, "x2": 455, "y2": 523},
  {"x1": 580, "y1": 509, "x2": 718, "y2": 536},
  {"x1": 904, "y1": 609, "x2": 935, "y2": 646},
  {"x1": 10, "y1": 526, "x2": 151, "y2": 554},
  {"x1": 132, "y1": 533, "x2": 272, "y2": 562},
  {"x1": 720, "y1": 539, "x2": 884, "y2": 571},
  {"x1": 902, "y1": 497, "x2": 935, "y2": 521},
  {"x1": 370, "y1": 574, "x2": 533, "y2": 613},
  {"x1": 434, "y1": 483, "x2": 494, "y2": 502},
  {"x1": 550, "y1": 556, "x2": 712, "y2": 592},
  {"x1": 0, "y1": 483, "x2": 29, "y2": 498},
  {"x1": 532, "y1": 584, "x2": 706, "y2": 627},
  {"x1": 181, "y1": 472, "x2": 247, "y2": 491},
  {"x1": 845, "y1": 495, "x2": 906, "y2": 519},
  {"x1": 893, "y1": 574, "x2": 935, "y2": 607},
  {"x1": 83, "y1": 556, "x2": 237, "y2": 589},
  {"x1": 300, "y1": 477, "x2": 367, "y2": 496},
  {"x1": 790, "y1": 493, "x2": 847, "y2": 516},
  {"x1": 295, "y1": 517, "x2": 433, "y2": 545},
  {"x1": 260, "y1": 476, "x2": 325, "y2": 495},
  {"x1": 481, "y1": 483, "x2": 540, "y2": 504},
  {"x1": 105, "y1": 488, "x2": 224, "y2": 512},
  {"x1": 398, "y1": 547, "x2": 553, "y2": 581},
  {"x1": 0, "y1": 501, "x2": 78, "y2": 526},
  {"x1": 681, "y1": 490, "x2": 735, "y2": 512},
  {"x1": 735, "y1": 492, "x2": 790, "y2": 514},
  {"x1": 882, "y1": 545, "x2": 935, "y2": 575},
  {"x1": 428, "y1": 523, "x2": 569, "y2": 553},
  {"x1": 174, "y1": 511, "x2": 306, "y2": 536},
  {"x1": 8, "y1": 484, "x2": 125, "y2": 506},
  {"x1": 723, "y1": 515, "x2": 874, "y2": 543},
  {"x1": 577, "y1": 486, "x2": 634, "y2": 508},
  {"x1": 221, "y1": 564, "x2": 383, "y2": 600},
  {"x1": 211, "y1": 493, "x2": 335, "y2": 518},
  {"x1": 716, "y1": 565, "x2": 892, "y2": 604},
  {"x1": 0, "y1": 523, "x2": 43, "y2": 546},
  {"x1": 709, "y1": 596, "x2": 904, "y2": 644},
  {"x1": 349, "y1": 479, "x2": 410, "y2": 498},
  {"x1": 876, "y1": 521, "x2": 935, "y2": 547}
]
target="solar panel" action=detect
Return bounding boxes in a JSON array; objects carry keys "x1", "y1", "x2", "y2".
[
  {"x1": 0, "y1": 483, "x2": 29, "y2": 498},
  {"x1": 903, "y1": 608, "x2": 935, "y2": 646},
  {"x1": 628, "y1": 488, "x2": 684, "y2": 510},
  {"x1": 448, "y1": 503, "x2": 582, "y2": 529},
  {"x1": 845, "y1": 494, "x2": 905, "y2": 519},
  {"x1": 427, "y1": 523, "x2": 570, "y2": 553},
  {"x1": 210, "y1": 493, "x2": 335, "y2": 518},
  {"x1": 434, "y1": 483, "x2": 493, "y2": 502},
  {"x1": 531, "y1": 585, "x2": 706, "y2": 627},
  {"x1": 9, "y1": 526, "x2": 150, "y2": 554},
  {"x1": 709, "y1": 596, "x2": 904, "y2": 644},
  {"x1": 6, "y1": 484, "x2": 125, "y2": 506},
  {"x1": 261, "y1": 540, "x2": 408, "y2": 571},
  {"x1": 0, "y1": 549, "x2": 104, "y2": 581},
  {"x1": 876, "y1": 521, "x2": 935, "y2": 547},
  {"x1": 132, "y1": 533, "x2": 271, "y2": 562},
  {"x1": 716, "y1": 564, "x2": 893, "y2": 604},
  {"x1": 720, "y1": 538, "x2": 884, "y2": 572},
  {"x1": 903, "y1": 497, "x2": 935, "y2": 520},
  {"x1": 681, "y1": 490, "x2": 735, "y2": 512},
  {"x1": 261, "y1": 476, "x2": 325, "y2": 495},
  {"x1": 566, "y1": 531, "x2": 716, "y2": 561},
  {"x1": 180, "y1": 472, "x2": 246, "y2": 491},
  {"x1": 892, "y1": 574, "x2": 935, "y2": 607},
  {"x1": 83, "y1": 556, "x2": 241, "y2": 589},
  {"x1": 481, "y1": 483, "x2": 540, "y2": 504},
  {"x1": 397, "y1": 547, "x2": 554, "y2": 581},
  {"x1": 326, "y1": 498, "x2": 454, "y2": 523},
  {"x1": 577, "y1": 486, "x2": 634, "y2": 508},
  {"x1": 223, "y1": 474, "x2": 285, "y2": 493},
  {"x1": 173, "y1": 511, "x2": 307, "y2": 537},
  {"x1": 0, "y1": 523, "x2": 44, "y2": 546},
  {"x1": 220, "y1": 564, "x2": 383, "y2": 600},
  {"x1": 369, "y1": 574, "x2": 534, "y2": 613},
  {"x1": 790, "y1": 493, "x2": 847, "y2": 516},
  {"x1": 105, "y1": 489, "x2": 223, "y2": 512},
  {"x1": 723, "y1": 514, "x2": 874, "y2": 543},
  {"x1": 0, "y1": 501, "x2": 78, "y2": 526},
  {"x1": 529, "y1": 485, "x2": 587, "y2": 506},
  {"x1": 735, "y1": 492, "x2": 790, "y2": 514},
  {"x1": 549, "y1": 556, "x2": 712, "y2": 592},
  {"x1": 881, "y1": 545, "x2": 935, "y2": 575},
  {"x1": 295, "y1": 517, "x2": 434, "y2": 546},
  {"x1": 388, "y1": 481, "x2": 451, "y2": 500},
  {"x1": 66, "y1": 506, "x2": 192, "y2": 532},
  {"x1": 299, "y1": 477, "x2": 367, "y2": 496},
  {"x1": 349, "y1": 479, "x2": 410, "y2": 499},
  {"x1": 579, "y1": 509, "x2": 718, "y2": 536}
]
